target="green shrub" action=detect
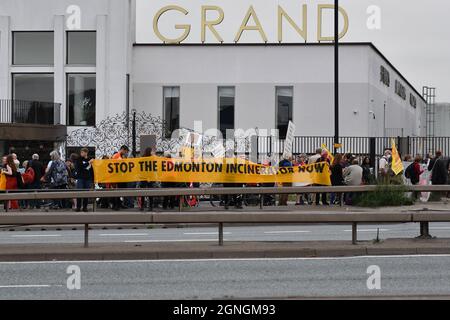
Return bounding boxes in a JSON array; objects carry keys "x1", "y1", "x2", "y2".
[{"x1": 353, "y1": 185, "x2": 414, "y2": 208}]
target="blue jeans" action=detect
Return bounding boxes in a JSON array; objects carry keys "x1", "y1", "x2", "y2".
[{"x1": 76, "y1": 179, "x2": 93, "y2": 210}]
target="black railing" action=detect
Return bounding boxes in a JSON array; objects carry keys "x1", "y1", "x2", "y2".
[
  {"x1": 0, "y1": 99, "x2": 61, "y2": 125},
  {"x1": 256, "y1": 136, "x2": 450, "y2": 158}
]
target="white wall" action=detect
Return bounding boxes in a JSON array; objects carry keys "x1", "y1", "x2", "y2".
[
  {"x1": 368, "y1": 47, "x2": 425, "y2": 137},
  {"x1": 0, "y1": 0, "x2": 132, "y2": 134},
  {"x1": 132, "y1": 44, "x2": 375, "y2": 137},
  {"x1": 435, "y1": 103, "x2": 450, "y2": 137}
]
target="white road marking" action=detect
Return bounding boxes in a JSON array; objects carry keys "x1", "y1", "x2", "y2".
[
  {"x1": 99, "y1": 233, "x2": 149, "y2": 237},
  {"x1": 0, "y1": 284, "x2": 52, "y2": 288},
  {"x1": 343, "y1": 229, "x2": 389, "y2": 232},
  {"x1": 1, "y1": 254, "x2": 450, "y2": 264},
  {"x1": 184, "y1": 232, "x2": 231, "y2": 235},
  {"x1": 264, "y1": 231, "x2": 311, "y2": 234},
  {"x1": 124, "y1": 239, "x2": 224, "y2": 243},
  {"x1": 10, "y1": 234, "x2": 61, "y2": 238}
]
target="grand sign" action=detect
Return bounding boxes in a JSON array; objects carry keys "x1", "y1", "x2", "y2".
[{"x1": 136, "y1": 0, "x2": 350, "y2": 44}]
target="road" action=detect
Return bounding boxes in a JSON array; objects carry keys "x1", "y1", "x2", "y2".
[
  {"x1": 1, "y1": 255, "x2": 450, "y2": 299},
  {"x1": 1, "y1": 222, "x2": 450, "y2": 244}
]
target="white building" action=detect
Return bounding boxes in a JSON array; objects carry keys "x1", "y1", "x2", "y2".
[{"x1": 0, "y1": 0, "x2": 427, "y2": 160}]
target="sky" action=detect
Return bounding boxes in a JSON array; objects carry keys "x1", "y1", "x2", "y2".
[
  {"x1": 336, "y1": 0, "x2": 450, "y2": 102},
  {"x1": 138, "y1": 0, "x2": 450, "y2": 102}
]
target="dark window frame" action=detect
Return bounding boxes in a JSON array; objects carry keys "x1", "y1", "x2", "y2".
[
  {"x1": 162, "y1": 86, "x2": 180, "y2": 139},
  {"x1": 217, "y1": 86, "x2": 236, "y2": 139},
  {"x1": 275, "y1": 86, "x2": 294, "y2": 140}
]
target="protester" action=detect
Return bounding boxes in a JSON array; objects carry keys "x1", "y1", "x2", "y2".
[
  {"x1": 111, "y1": 145, "x2": 130, "y2": 211},
  {"x1": 2, "y1": 155, "x2": 22, "y2": 209},
  {"x1": 343, "y1": 159, "x2": 363, "y2": 205},
  {"x1": 74, "y1": 148, "x2": 94, "y2": 212},
  {"x1": 330, "y1": 154, "x2": 344, "y2": 205},
  {"x1": 293, "y1": 154, "x2": 308, "y2": 205},
  {"x1": 405, "y1": 155, "x2": 424, "y2": 200},
  {"x1": 308, "y1": 148, "x2": 322, "y2": 165},
  {"x1": 42, "y1": 151, "x2": 69, "y2": 209},
  {"x1": 21, "y1": 160, "x2": 34, "y2": 209},
  {"x1": 11, "y1": 153, "x2": 20, "y2": 170},
  {"x1": 138, "y1": 147, "x2": 155, "y2": 212},
  {"x1": 162, "y1": 153, "x2": 178, "y2": 209},
  {"x1": 428, "y1": 150, "x2": 448, "y2": 185},
  {"x1": 379, "y1": 149, "x2": 392, "y2": 183},
  {"x1": 314, "y1": 150, "x2": 330, "y2": 206},
  {"x1": 278, "y1": 156, "x2": 293, "y2": 206},
  {"x1": 361, "y1": 156, "x2": 373, "y2": 185},
  {"x1": 29, "y1": 154, "x2": 44, "y2": 209}
]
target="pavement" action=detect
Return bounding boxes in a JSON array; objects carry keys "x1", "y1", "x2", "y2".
[
  {"x1": 2, "y1": 255, "x2": 450, "y2": 299},
  {"x1": 2, "y1": 237, "x2": 450, "y2": 262},
  {"x1": 0, "y1": 201, "x2": 449, "y2": 261}
]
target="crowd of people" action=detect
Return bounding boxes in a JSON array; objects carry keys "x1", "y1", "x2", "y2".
[{"x1": 1, "y1": 145, "x2": 449, "y2": 211}]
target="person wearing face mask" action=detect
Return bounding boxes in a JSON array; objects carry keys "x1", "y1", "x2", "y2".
[{"x1": 378, "y1": 149, "x2": 392, "y2": 184}]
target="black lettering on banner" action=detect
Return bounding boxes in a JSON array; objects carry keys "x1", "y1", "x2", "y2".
[
  {"x1": 314, "y1": 163, "x2": 325, "y2": 173},
  {"x1": 139, "y1": 161, "x2": 158, "y2": 172},
  {"x1": 107, "y1": 163, "x2": 114, "y2": 174}
]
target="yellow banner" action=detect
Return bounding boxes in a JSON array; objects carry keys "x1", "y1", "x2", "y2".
[
  {"x1": 0, "y1": 173, "x2": 6, "y2": 191},
  {"x1": 391, "y1": 139, "x2": 404, "y2": 175},
  {"x1": 93, "y1": 156, "x2": 331, "y2": 185}
]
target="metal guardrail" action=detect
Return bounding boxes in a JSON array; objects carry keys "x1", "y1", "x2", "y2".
[{"x1": 0, "y1": 185, "x2": 449, "y2": 248}]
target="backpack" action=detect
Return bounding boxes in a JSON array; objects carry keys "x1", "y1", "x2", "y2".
[
  {"x1": 405, "y1": 163, "x2": 419, "y2": 184},
  {"x1": 51, "y1": 160, "x2": 68, "y2": 186},
  {"x1": 22, "y1": 167, "x2": 35, "y2": 185}
]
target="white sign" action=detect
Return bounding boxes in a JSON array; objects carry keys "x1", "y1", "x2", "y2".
[
  {"x1": 136, "y1": 0, "x2": 350, "y2": 44},
  {"x1": 282, "y1": 121, "x2": 296, "y2": 158}
]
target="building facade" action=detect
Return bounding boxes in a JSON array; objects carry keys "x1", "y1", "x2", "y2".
[{"x1": 0, "y1": 0, "x2": 426, "y2": 160}]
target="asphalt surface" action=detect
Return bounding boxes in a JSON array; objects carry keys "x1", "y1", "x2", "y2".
[
  {"x1": 1, "y1": 255, "x2": 450, "y2": 299},
  {"x1": 1, "y1": 223, "x2": 449, "y2": 244}
]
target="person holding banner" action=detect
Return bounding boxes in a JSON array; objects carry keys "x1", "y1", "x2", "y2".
[
  {"x1": 314, "y1": 150, "x2": 330, "y2": 206},
  {"x1": 330, "y1": 154, "x2": 344, "y2": 205},
  {"x1": 138, "y1": 147, "x2": 156, "y2": 212},
  {"x1": 111, "y1": 145, "x2": 130, "y2": 211}
]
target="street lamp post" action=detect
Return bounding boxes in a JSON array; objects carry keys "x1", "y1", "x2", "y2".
[{"x1": 334, "y1": 0, "x2": 339, "y2": 153}]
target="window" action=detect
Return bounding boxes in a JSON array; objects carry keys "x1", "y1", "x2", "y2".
[
  {"x1": 163, "y1": 87, "x2": 180, "y2": 138},
  {"x1": 218, "y1": 87, "x2": 235, "y2": 138},
  {"x1": 276, "y1": 87, "x2": 293, "y2": 139},
  {"x1": 410, "y1": 93, "x2": 417, "y2": 108},
  {"x1": 395, "y1": 80, "x2": 406, "y2": 100},
  {"x1": 12, "y1": 74, "x2": 54, "y2": 102},
  {"x1": 67, "y1": 31, "x2": 96, "y2": 65},
  {"x1": 12, "y1": 74, "x2": 55, "y2": 124},
  {"x1": 380, "y1": 65, "x2": 390, "y2": 87},
  {"x1": 13, "y1": 32, "x2": 54, "y2": 65},
  {"x1": 67, "y1": 74, "x2": 96, "y2": 126}
]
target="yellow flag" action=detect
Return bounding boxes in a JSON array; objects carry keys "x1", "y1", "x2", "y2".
[
  {"x1": 321, "y1": 144, "x2": 335, "y2": 164},
  {"x1": 391, "y1": 139, "x2": 404, "y2": 175}
]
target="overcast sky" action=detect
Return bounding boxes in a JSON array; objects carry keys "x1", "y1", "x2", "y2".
[
  {"x1": 338, "y1": 0, "x2": 450, "y2": 102},
  {"x1": 140, "y1": 0, "x2": 449, "y2": 101}
]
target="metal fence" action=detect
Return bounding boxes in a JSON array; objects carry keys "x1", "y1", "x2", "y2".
[
  {"x1": 0, "y1": 99, "x2": 61, "y2": 125},
  {"x1": 256, "y1": 136, "x2": 450, "y2": 158}
]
